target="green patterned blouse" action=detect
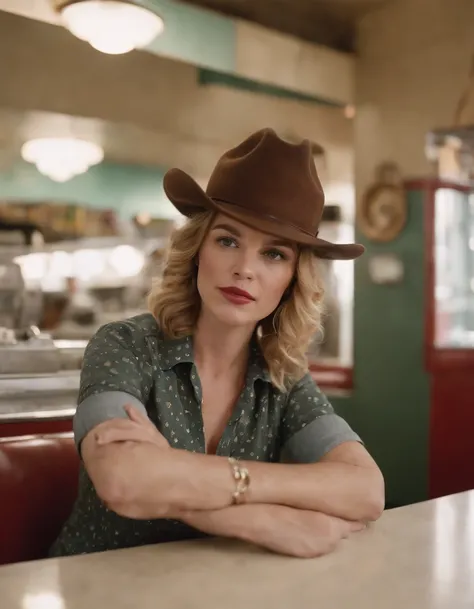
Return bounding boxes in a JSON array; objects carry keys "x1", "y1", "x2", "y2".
[{"x1": 50, "y1": 313, "x2": 360, "y2": 557}]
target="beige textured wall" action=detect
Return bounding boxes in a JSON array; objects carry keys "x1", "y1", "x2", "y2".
[
  {"x1": 355, "y1": 0, "x2": 474, "y2": 196},
  {"x1": 235, "y1": 20, "x2": 355, "y2": 105}
]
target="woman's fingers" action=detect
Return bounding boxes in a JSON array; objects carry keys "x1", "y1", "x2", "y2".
[
  {"x1": 94, "y1": 418, "x2": 141, "y2": 444},
  {"x1": 349, "y1": 521, "x2": 366, "y2": 533},
  {"x1": 124, "y1": 404, "x2": 151, "y2": 425},
  {"x1": 96, "y1": 427, "x2": 149, "y2": 445},
  {"x1": 95, "y1": 420, "x2": 142, "y2": 444},
  {"x1": 92, "y1": 409, "x2": 169, "y2": 448},
  {"x1": 94, "y1": 411, "x2": 169, "y2": 448},
  {"x1": 123, "y1": 405, "x2": 170, "y2": 448}
]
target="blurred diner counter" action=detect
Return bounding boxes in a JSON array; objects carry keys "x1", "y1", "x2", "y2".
[
  {"x1": 0, "y1": 371, "x2": 78, "y2": 436},
  {"x1": 1, "y1": 491, "x2": 473, "y2": 609},
  {"x1": 0, "y1": 358, "x2": 350, "y2": 435}
]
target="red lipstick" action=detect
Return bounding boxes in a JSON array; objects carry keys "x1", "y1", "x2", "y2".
[{"x1": 219, "y1": 287, "x2": 255, "y2": 305}]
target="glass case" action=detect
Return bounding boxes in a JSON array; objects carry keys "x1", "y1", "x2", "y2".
[{"x1": 433, "y1": 186, "x2": 474, "y2": 349}]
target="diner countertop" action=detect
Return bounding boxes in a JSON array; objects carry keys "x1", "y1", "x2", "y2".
[
  {"x1": 1, "y1": 491, "x2": 473, "y2": 609},
  {"x1": 0, "y1": 367, "x2": 348, "y2": 423},
  {"x1": 0, "y1": 372, "x2": 79, "y2": 421}
]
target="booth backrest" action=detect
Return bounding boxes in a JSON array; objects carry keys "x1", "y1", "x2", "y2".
[{"x1": 0, "y1": 433, "x2": 79, "y2": 565}]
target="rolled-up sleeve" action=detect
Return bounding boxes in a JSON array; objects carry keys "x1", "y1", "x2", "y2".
[
  {"x1": 73, "y1": 321, "x2": 152, "y2": 450},
  {"x1": 279, "y1": 373, "x2": 362, "y2": 463}
]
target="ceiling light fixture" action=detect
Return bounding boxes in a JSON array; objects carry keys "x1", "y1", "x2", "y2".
[
  {"x1": 21, "y1": 137, "x2": 104, "y2": 182},
  {"x1": 54, "y1": 0, "x2": 164, "y2": 55}
]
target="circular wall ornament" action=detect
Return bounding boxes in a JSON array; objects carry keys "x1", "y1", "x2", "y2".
[{"x1": 358, "y1": 163, "x2": 407, "y2": 242}]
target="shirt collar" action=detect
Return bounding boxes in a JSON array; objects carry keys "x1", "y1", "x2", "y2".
[
  {"x1": 159, "y1": 334, "x2": 194, "y2": 370},
  {"x1": 160, "y1": 333, "x2": 271, "y2": 384}
]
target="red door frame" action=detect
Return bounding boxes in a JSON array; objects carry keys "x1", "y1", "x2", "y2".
[{"x1": 408, "y1": 178, "x2": 474, "y2": 498}]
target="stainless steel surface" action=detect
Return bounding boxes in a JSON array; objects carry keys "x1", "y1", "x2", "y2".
[
  {"x1": 54, "y1": 340, "x2": 86, "y2": 370},
  {"x1": 0, "y1": 371, "x2": 79, "y2": 419},
  {"x1": 0, "y1": 342, "x2": 61, "y2": 375},
  {"x1": 0, "y1": 408, "x2": 75, "y2": 422},
  {"x1": 0, "y1": 335, "x2": 85, "y2": 376},
  {"x1": 0, "y1": 371, "x2": 80, "y2": 397},
  {"x1": 1, "y1": 492, "x2": 474, "y2": 608},
  {"x1": 0, "y1": 259, "x2": 25, "y2": 329}
]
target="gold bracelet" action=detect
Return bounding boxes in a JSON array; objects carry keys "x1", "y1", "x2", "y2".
[{"x1": 228, "y1": 457, "x2": 250, "y2": 504}]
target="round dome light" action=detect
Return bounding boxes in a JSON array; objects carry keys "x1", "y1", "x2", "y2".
[
  {"x1": 59, "y1": 0, "x2": 164, "y2": 55},
  {"x1": 21, "y1": 137, "x2": 104, "y2": 182}
]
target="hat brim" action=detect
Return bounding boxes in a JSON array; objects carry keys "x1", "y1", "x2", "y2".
[{"x1": 163, "y1": 168, "x2": 365, "y2": 261}]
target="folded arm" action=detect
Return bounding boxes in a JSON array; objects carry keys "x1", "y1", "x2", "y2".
[
  {"x1": 82, "y1": 407, "x2": 384, "y2": 523},
  {"x1": 83, "y1": 421, "x2": 374, "y2": 557},
  {"x1": 81, "y1": 424, "x2": 241, "y2": 518},
  {"x1": 177, "y1": 503, "x2": 366, "y2": 558},
  {"x1": 76, "y1": 325, "x2": 384, "y2": 552}
]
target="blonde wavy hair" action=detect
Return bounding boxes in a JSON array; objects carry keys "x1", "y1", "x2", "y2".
[{"x1": 148, "y1": 211, "x2": 325, "y2": 392}]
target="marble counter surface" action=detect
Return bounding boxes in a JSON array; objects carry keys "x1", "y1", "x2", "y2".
[{"x1": 1, "y1": 491, "x2": 473, "y2": 609}]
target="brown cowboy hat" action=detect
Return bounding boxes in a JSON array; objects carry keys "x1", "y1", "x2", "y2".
[{"x1": 163, "y1": 128, "x2": 364, "y2": 260}]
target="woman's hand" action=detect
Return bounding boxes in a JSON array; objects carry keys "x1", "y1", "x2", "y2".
[
  {"x1": 258, "y1": 507, "x2": 365, "y2": 558},
  {"x1": 94, "y1": 405, "x2": 169, "y2": 449},
  {"x1": 179, "y1": 504, "x2": 365, "y2": 559}
]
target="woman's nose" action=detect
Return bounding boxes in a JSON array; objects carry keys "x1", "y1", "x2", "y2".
[
  {"x1": 232, "y1": 251, "x2": 257, "y2": 280},
  {"x1": 233, "y1": 268, "x2": 254, "y2": 280}
]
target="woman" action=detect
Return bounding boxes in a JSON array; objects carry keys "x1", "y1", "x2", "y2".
[{"x1": 51, "y1": 129, "x2": 384, "y2": 559}]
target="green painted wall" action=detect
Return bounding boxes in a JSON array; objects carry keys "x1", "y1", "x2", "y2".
[
  {"x1": 331, "y1": 397, "x2": 359, "y2": 430},
  {"x1": 138, "y1": 0, "x2": 236, "y2": 72},
  {"x1": 198, "y1": 69, "x2": 341, "y2": 108},
  {"x1": 336, "y1": 189, "x2": 430, "y2": 508},
  {"x1": 0, "y1": 161, "x2": 178, "y2": 219}
]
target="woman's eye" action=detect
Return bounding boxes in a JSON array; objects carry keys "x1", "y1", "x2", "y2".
[
  {"x1": 265, "y1": 249, "x2": 286, "y2": 261},
  {"x1": 217, "y1": 236, "x2": 237, "y2": 248}
]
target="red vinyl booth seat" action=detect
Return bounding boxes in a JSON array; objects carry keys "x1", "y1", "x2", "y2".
[{"x1": 0, "y1": 433, "x2": 79, "y2": 565}]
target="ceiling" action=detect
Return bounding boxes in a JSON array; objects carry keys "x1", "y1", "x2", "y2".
[
  {"x1": 0, "y1": 0, "x2": 395, "y2": 52},
  {"x1": 0, "y1": 4, "x2": 354, "y2": 215},
  {"x1": 182, "y1": 0, "x2": 393, "y2": 51},
  {"x1": 0, "y1": 8, "x2": 354, "y2": 177}
]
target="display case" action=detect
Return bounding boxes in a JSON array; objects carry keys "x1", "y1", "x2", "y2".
[
  {"x1": 420, "y1": 179, "x2": 474, "y2": 499},
  {"x1": 425, "y1": 182, "x2": 474, "y2": 367}
]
